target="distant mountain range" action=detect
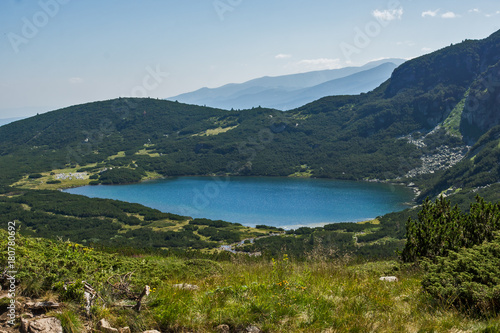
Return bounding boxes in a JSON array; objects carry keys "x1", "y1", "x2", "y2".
[{"x1": 167, "y1": 59, "x2": 406, "y2": 110}]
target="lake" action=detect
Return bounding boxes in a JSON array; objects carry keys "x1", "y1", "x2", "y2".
[{"x1": 64, "y1": 176, "x2": 414, "y2": 228}]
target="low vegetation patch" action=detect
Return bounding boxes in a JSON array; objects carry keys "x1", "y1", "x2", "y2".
[
  {"x1": 192, "y1": 125, "x2": 239, "y2": 137},
  {"x1": 422, "y1": 235, "x2": 500, "y2": 316},
  {"x1": 402, "y1": 196, "x2": 500, "y2": 262},
  {"x1": 2, "y1": 230, "x2": 500, "y2": 332}
]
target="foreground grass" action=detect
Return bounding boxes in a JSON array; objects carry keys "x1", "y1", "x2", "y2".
[
  {"x1": 2, "y1": 230, "x2": 500, "y2": 332},
  {"x1": 151, "y1": 259, "x2": 500, "y2": 332}
]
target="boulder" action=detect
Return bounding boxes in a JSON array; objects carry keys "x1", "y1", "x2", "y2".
[
  {"x1": 21, "y1": 317, "x2": 63, "y2": 333},
  {"x1": 97, "y1": 318, "x2": 118, "y2": 333}
]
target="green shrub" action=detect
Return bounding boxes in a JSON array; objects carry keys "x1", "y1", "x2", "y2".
[
  {"x1": 99, "y1": 168, "x2": 145, "y2": 185},
  {"x1": 46, "y1": 180, "x2": 62, "y2": 184},
  {"x1": 54, "y1": 281, "x2": 85, "y2": 303},
  {"x1": 422, "y1": 235, "x2": 500, "y2": 316},
  {"x1": 401, "y1": 196, "x2": 500, "y2": 262},
  {"x1": 0, "y1": 298, "x2": 10, "y2": 312},
  {"x1": 28, "y1": 173, "x2": 43, "y2": 179}
]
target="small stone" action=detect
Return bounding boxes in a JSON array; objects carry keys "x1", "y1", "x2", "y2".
[
  {"x1": 246, "y1": 325, "x2": 261, "y2": 333},
  {"x1": 98, "y1": 318, "x2": 119, "y2": 333},
  {"x1": 142, "y1": 331, "x2": 161, "y2": 333},
  {"x1": 217, "y1": 324, "x2": 230, "y2": 332},
  {"x1": 172, "y1": 283, "x2": 199, "y2": 291},
  {"x1": 379, "y1": 276, "x2": 398, "y2": 282},
  {"x1": 119, "y1": 327, "x2": 131, "y2": 333}
]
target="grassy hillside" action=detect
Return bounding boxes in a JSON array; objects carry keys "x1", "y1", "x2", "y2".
[{"x1": 3, "y1": 230, "x2": 500, "y2": 332}]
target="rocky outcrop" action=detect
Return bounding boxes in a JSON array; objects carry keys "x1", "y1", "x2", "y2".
[
  {"x1": 406, "y1": 144, "x2": 469, "y2": 178},
  {"x1": 96, "y1": 319, "x2": 132, "y2": 333},
  {"x1": 97, "y1": 319, "x2": 119, "y2": 333},
  {"x1": 461, "y1": 60, "x2": 500, "y2": 142},
  {"x1": 21, "y1": 317, "x2": 63, "y2": 333}
]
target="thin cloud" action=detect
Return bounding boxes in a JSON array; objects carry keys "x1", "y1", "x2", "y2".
[
  {"x1": 422, "y1": 9, "x2": 439, "y2": 18},
  {"x1": 372, "y1": 8, "x2": 404, "y2": 21},
  {"x1": 69, "y1": 77, "x2": 83, "y2": 84},
  {"x1": 275, "y1": 54, "x2": 292, "y2": 60},
  {"x1": 469, "y1": 8, "x2": 480, "y2": 13},
  {"x1": 485, "y1": 10, "x2": 500, "y2": 17},
  {"x1": 441, "y1": 12, "x2": 459, "y2": 19},
  {"x1": 397, "y1": 41, "x2": 416, "y2": 47},
  {"x1": 422, "y1": 47, "x2": 433, "y2": 52},
  {"x1": 368, "y1": 57, "x2": 399, "y2": 63},
  {"x1": 291, "y1": 58, "x2": 342, "y2": 71}
]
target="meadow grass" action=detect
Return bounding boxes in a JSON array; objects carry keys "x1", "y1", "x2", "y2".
[
  {"x1": 192, "y1": 125, "x2": 239, "y2": 137},
  {"x1": 149, "y1": 256, "x2": 498, "y2": 332},
  {"x1": 2, "y1": 230, "x2": 499, "y2": 332}
]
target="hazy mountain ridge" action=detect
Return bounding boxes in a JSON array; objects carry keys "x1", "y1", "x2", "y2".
[
  {"x1": 167, "y1": 59, "x2": 405, "y2": 110},
  {"x1": 212, "y1": 63, "x2": 401, "y2": 111}
]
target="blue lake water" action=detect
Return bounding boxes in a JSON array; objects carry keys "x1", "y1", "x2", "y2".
[{"x1": 64, "y1": 176, "x2": 414, "y2": 228}]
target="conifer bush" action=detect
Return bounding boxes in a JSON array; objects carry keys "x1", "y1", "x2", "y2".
[
  {"x1": 422, "y1": 235, "x2": 500, "y2": 316},
  {"x1": 401, "y1": 196, "x2": 500, "y2": 262}
]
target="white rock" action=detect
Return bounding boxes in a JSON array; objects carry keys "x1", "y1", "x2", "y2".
[
  {"x1": 172, "y1": 283, "x2": 199, "y2": 291},
  {"x1": 379, "y1": 276, "x2": 398, "y2": 282}
]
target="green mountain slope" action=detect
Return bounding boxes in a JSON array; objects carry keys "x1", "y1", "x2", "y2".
[
  {"x1": 0, "y1": 30, "x2": 500, "y2": 255},
  {"x1": 2, "y1": 31, "x2": 499, "y2": 192}
]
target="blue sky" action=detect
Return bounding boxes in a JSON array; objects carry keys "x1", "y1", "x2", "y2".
[{"x1": 1, "y1": 0, "x2": 499, "y2": 118}]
